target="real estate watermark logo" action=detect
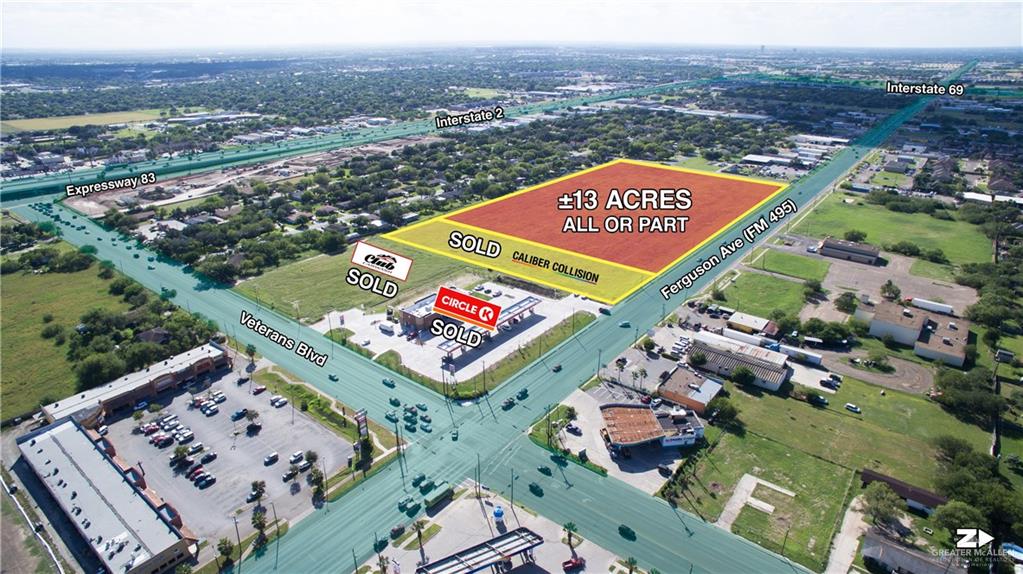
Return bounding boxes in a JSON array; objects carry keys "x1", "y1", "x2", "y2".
[{"x1": 955, "y1": 528, "x2": 994, "y2": 549}]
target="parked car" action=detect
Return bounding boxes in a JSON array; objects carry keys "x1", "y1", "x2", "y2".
[
  {"x1": 187, "y1": 442, "x2": 204, "y2": 455},
  {"x1": 200, "y1": 452, "x2": 218, "y2": 464},
  {"x1": 289, "y1": 451, "x2": 304, "y2": 464},
  {"x1": 97, "y1": 425, "x2": 109, "y2": 436},
  {"x1": 297, "y1": 460, "x2": 312, "y2": 472},
  {"x1": 231, "y1": 408, "x2": 248, "y2": 421},
  {"x1": 845, "y1": 403, "x2": 862, "y2": 414},
  {"x1": 252, "y1": 385, "x2": 267, "y2": 395},
  {"x1": 282, "y1": 469, "x2": 298, "y2": 482},
  {"x1": 264, "y1": 452, "x2": 279, "y2": 465},
  {"x1": 810, "y1": 395, "x2": 829, "y2": 406},
  {"x1": 134, "y1": 401, "x2": 149, "y2": 411},
  {"x1": 651, "y1": 398, "x2": 663, "y2": 408},
  {"x1": 274, "y1": 398, "x2": 288, "y2": 408}
]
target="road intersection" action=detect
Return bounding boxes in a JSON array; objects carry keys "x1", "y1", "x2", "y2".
[{"x1": 9, "y1": 63, "x2": 971, "y2": 573}]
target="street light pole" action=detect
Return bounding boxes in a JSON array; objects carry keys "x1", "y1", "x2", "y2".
[{"x1": 233, "y1": 516, "x2": 243, "y2": 574}]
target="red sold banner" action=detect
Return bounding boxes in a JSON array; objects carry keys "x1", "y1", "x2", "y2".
[{"x1": 432, "y1": 286, "x2": 502, "y2": 331}]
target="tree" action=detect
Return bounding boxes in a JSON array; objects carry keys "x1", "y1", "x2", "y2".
[
  {"x1": 245, "y1": 343, "x2": 257, "y2": 364},
  {"x1": 731, "y1": 366, "x2": 756, "y2": 387},
  {"x1": 174, "y1": 445, "x2": 189, "y2": 460},
  {"x1": 305, "y1": 450, "x2": 319, "y2": 465},
  {"x1": 835, "y1": 292, "x2": 858, "y2": 313},
  {"x1": 982, "y1": 328, "x2": 1002, "y2": 352},
  {"x1": 75, "y1": 353, "x2": 126, "y2": 391},
  {"x1": 563, "y1": 522, "x2": 578, "y2": 552},
  {"x1": 216, "y1": 537, "x2": 235, "y2": 567},
  {"x1": 844, "y1": 229, "x2": 867, "y2": 242},
  {"x1": 626, "y1": 556, "x2": 638, "y2": 574},
  {"x1": 933, "y1": 501, "x2": 989, "y2": 535},
  {"x1": 174, "y1": 564, "x2": 193, "y2": 574},
  {"x1": 880, "y1": 279, "x2": 901, "y2": 300},
  {"x1": 412, "y1": 519, "x2": 428, "y2": 558},
  {"x1": 689, "y1": 351, "x2": 706, "y2": 366},
  {"x1": 251, "y1": 480, "x2": 266, "y2": 506},
  {"x1": 251, "y1": 509, "x2": 267, "y2": 533},
  {"x1": 376, "y1": 553, "x2": 389, "y2": 574},
  {"x1": 641, "y1": 338, "x2": 655, "y2": 352},
  {"x1": 707, "y1": 397, "x2": 739, "y2": 425},
  {"x1": 862, "y1": 482, "x2": 904, "y2": 527},
  {"x1": 564, "y1": 406, "x2": 577, "y2": 421}
]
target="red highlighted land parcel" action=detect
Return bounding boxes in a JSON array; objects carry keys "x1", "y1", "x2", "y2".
[{"x1": 386, "y1": 159, "x2": 785, "y2": 304}]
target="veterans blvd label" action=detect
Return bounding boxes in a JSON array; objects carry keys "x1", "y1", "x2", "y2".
[
  {"x1": 433, "y1": 286, "x2": 502, "y2": 331},
  {"x1": 350, "y1": 241, "x2": 413, "y2": 281}
]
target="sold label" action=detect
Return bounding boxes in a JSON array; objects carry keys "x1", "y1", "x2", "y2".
[{"x1": 432, "y1": 286, "x2": 502, "y2": 331}]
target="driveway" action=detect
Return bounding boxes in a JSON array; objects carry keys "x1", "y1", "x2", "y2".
[
  {"x1": 820, "y1": 350, "x2": 934, "y2": 394},
  {"x1": 825, "y1": 496, "x2": 868, "y2": 574}
]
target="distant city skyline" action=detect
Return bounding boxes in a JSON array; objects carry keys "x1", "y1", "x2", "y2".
[{"x1": 2, "y1": 1, "x2": 1020, "y2": 52}]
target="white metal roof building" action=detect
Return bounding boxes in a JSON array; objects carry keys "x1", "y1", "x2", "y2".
[{"x1": 17, "y1": 419, "x2": 192, "y2": 574}]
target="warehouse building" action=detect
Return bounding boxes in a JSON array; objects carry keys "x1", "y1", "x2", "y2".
[
  {"x1": 17, "y1": 418, "x2": 195, "y2": 574},
  {"x1": 42, "y1": 343, "x2": 231, "y2": 427},
  {"x1": 726, "y1": 311, "x2": 779, "y2": 337},
  {"x1": 657, "y1": 368, "x2": 722, "y2": 415},
  {"x1": 863, "y1": 301, "x2": 971, "y2": 367},
  {"x1": 688, "y1": 331, "x2": 790, "y2": 391},
  {"x1": 818, "y1": 237, "x2": 880, "y2": 265}
]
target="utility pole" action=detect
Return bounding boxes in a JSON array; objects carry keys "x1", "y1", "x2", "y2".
[
  {"x1": 233, "y1": 516, "x2": 243, "y2": 574},
  {"x1": 510, "y1": 468, "x2": 515, "y2": 508},
  {"x1": 270, "y1": 501, "x2": 279, "y2": 538}
]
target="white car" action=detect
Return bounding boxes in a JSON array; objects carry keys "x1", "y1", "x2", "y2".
[
  {"x1": 289, "y1": 451, "x2": 304, "y2": 464},
  {"x1": 844, "y1": 403, "x2": 862, "y2": 414},
  {"x1": 274, "y1": 398, "x2": 288, "y2": 408}
]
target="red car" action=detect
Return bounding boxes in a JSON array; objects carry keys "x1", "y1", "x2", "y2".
[
  {"x1": 640, "y1": 395, "x2": 652, "y2": 404},
  {"x1": 188, "y1": 466, "x2": 205, "y2": 480},
  {"x1": 562, "y1": 557, "x2": 586, "y2": 571},
  {"x1": 143, "y1": 424, "x2": 159, "y2": 435},
  {"x1": 252, "y1": 385, "x2": 267, "y2": 395}
]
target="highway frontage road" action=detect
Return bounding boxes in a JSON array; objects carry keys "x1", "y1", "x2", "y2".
[{"x1": 9, "y1": 62, "x2": 972, "y2": 573}]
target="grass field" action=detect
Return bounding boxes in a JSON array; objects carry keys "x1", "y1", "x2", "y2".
[
  {"x1": 870, "y1": 170, "x2": 910, "y2": 188},
  {"x1": 909, "y1": 259, "x2": 957, "y2": 282},
  {"x1": 673, "y1": 156, "x2": 723, "y2": 172},
  {"x1": 755, "y1": 249, "x2": 831, "y2": 282},
  {"x1": 728, "y1": 456, "x2": 851, "y2": 572},
  {"x1": 680, "y1": 375, "x2": 999, "y2": 569},
  {"x1": 793, "y1": 193, "x2": 991, "y2": 266},
  {"x1": 464, "y1": 87, "x2": 502, "y2": 98},
  {"x1": 0, "y1": 251, "x2": 130, "y2": 418},
  {"x1": 1, "y1": 109, "x2": 165, "y2": 132},
  {"x1": 235, "y1": 238, "x2": 482, "y2": 320},
  {"x1": 720, "y1": 273, "x2": 806, "y2": 317}
]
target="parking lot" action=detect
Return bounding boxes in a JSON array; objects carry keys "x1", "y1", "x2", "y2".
[
  {"x1": 337, "y1": 281, "x2": 603, "y2": 381},
  {"x1": 366, "y1": 482, "x2": 619, "y2": 573},
  {"x1": 105, "y1": 366, "x2": 353, "y2": 543},
  {"x1": 557, "y1": 388, "x2": 682, "y2": 494}
]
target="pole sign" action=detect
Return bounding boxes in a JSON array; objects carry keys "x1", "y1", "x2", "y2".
[
  {"x1": 355, "y1": 408, "x2": 369, "y2": 439},
  {"x1": 432, "y1": 286, "x2": 502, "y2": 331}
]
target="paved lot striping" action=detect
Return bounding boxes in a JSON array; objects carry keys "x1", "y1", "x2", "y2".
[
  {"x1": 11, "y1": 63, "x2": 972, "y2": 574},
  {"x1": 104, "y1": 368, "x2": 353, "y2": 546}
]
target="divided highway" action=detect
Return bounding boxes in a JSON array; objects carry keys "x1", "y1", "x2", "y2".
[{"x1": 10, "y1": 62, "x2": 972, "y2": 573}]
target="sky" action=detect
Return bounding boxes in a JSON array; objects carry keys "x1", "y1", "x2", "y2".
[{"x1": 2, "y1": 0, "x2": 1020, "y2": 52}]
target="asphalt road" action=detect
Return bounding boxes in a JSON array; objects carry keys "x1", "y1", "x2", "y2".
[
  {"x1": 2, "y1": 78, "x2": 713, "y2": 201},
  {"x1": 8, "y1": 63, "x2": 972, "y2": 574}
]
